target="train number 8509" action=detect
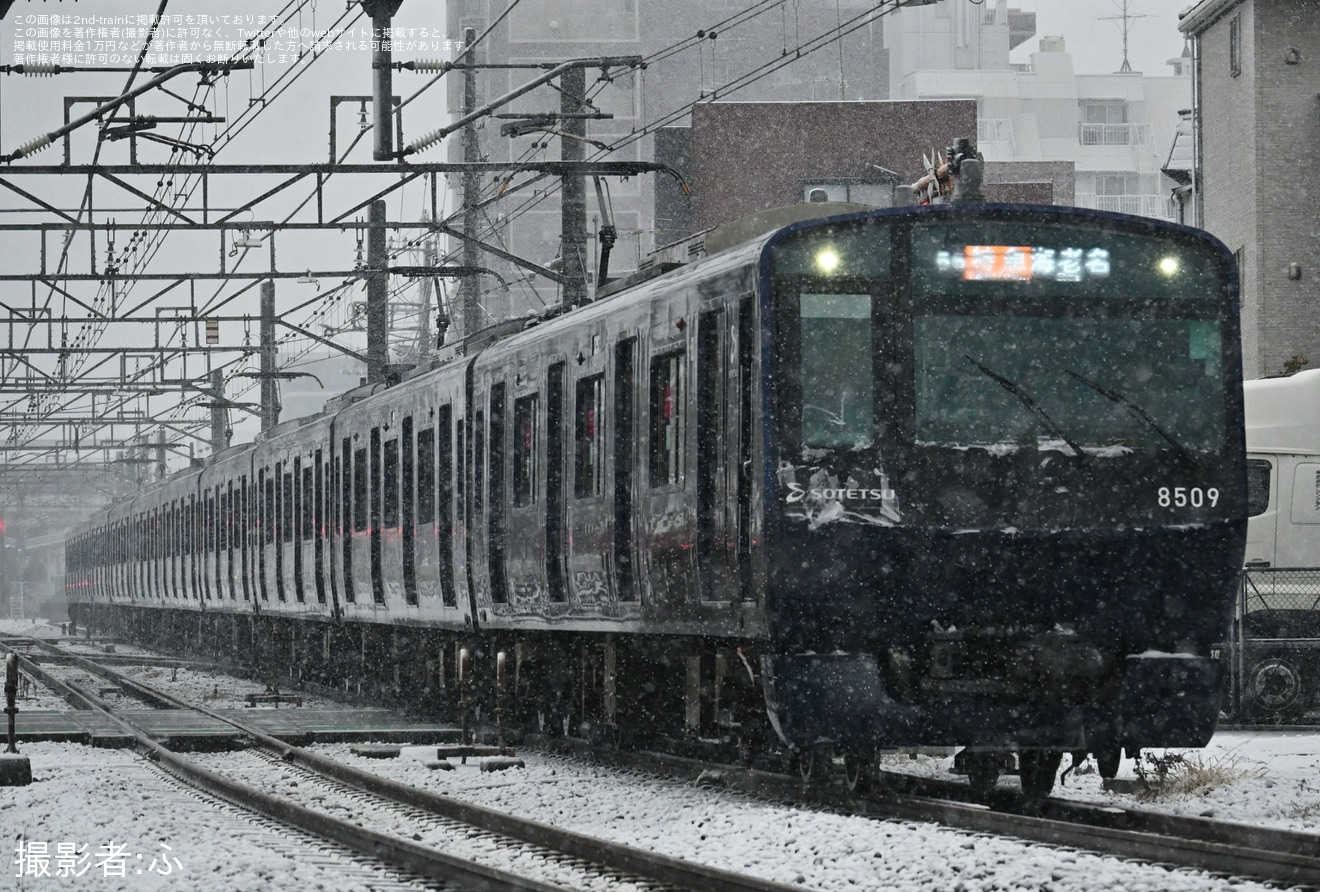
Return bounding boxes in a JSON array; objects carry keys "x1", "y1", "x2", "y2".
[{"x1": 1157, "y1": 486, "x2": 1220, "y2": 508}]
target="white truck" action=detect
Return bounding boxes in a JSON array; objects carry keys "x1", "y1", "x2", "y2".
[{"x1": 1238, "y1": 368, "x2": 1320, "y2": 719}]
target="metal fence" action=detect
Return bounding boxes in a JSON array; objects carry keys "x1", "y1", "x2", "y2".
[{"x1": 1224, "y1": 568, "x2": 1320, "y2": 721}]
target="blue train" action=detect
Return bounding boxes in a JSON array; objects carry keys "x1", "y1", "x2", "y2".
[{"x1": 67, "y1": 201, "x2": 1247, "y2": 797}]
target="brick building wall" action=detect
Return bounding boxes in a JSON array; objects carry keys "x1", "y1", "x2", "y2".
[
  {"x1": 691, "y1": 100, "x2": 979, "y2": 229},
  {"x1": 1185, "y1": 0, "x2": 1320, "y2": 378}
]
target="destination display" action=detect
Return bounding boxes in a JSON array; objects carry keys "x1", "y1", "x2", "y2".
[{"x1": 934, "y1": 245, "x2": 1113, "y2": 282}]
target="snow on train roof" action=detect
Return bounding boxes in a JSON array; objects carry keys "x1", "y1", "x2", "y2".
[{"x1": 1244, "y1": 368, "x2": 1320, "y2": 454}]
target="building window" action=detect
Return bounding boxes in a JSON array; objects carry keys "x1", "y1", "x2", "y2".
[{"x1": 1229, "y1": 14, "x2": 1242, "y2": 77}]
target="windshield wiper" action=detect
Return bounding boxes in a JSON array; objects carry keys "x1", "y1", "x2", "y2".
[
  {"x1": 964, "y1": 356, "x2": 1087, "y2": 458},
  {"x1": 1065, "y1": 369, "x2": 1196, "y2": 465}
]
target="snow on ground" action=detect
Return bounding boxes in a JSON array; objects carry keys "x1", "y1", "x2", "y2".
[
  {"x1": 886, "y1": 731, "x2": 1320, "y2": 834},
  {"x1": 3, "y1": 743, "x2": 437, "y2": 892},
  {"x1": 3, "y1": 619, "x2": 1318, "y2": 890}
]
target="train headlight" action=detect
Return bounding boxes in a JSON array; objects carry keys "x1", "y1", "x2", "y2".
[
  {"x1": 815, "y1": 248, "x2": 841, "y2": 274},
  {"x1": 1158, "y1": 256, "x2": 1180, "y2": 276}
]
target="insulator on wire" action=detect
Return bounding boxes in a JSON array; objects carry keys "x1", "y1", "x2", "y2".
[
  {"x1": 407, "y1": 59, "x2": 451, "y2": 72},
  {"x1": 407, "y1": 129, "x2": 444, "y2": 154},
  {"x1": 16, "y1": 134, "x2": 53, "y2": 158},
  {"x1": 21, "y1": 63, "x2": 61, "y2": 76}
]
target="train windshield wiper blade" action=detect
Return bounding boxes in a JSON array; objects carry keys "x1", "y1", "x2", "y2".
[
  {"x1": 963, "y1": 356, "x2": 1087, "y2": 458},
  {"x1": 1065, "y1": 369, "x2": 1196, "y2": 465}
]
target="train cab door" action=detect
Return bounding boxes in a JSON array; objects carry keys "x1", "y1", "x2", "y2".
[{"x1": 696, "y1": 307, "x2": 744, "y2": 603}]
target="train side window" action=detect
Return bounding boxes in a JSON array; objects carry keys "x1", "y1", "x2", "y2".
[
  {"x1": 263, "y1": 470, "x2": 275, "y2": 545},
  {"x1": 575, "y1": 374, "x2": 605, "y2": 498},
  {"x1": 417, "y1": 427, "x2": 436, "y2": 525},
  {"x1": 302, "y1": 464, "x2": 315, "y2": 539},
  {"x1": 514, "y1": 394, "x2": 539, "y2": 506},
  {"x1": 649, "y1": 352, "x2": 685, "y2": 486},
  {"x1": 283, "y1": 468, "x2": 294, "y2": 544},
  {"x1": 1247, "y1": 458, "x2": 1271, "y2": 517},
  {"x1": 384, "y1": 437, "x2": 400, "y2": 527},
  {"x1": 353, "y1": 447, "x2": 368, "y2": 532}
]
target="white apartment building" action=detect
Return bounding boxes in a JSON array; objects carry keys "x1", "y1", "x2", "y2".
[{"x1": 887, "y1": 0, "x2": 1191, "y2": 221}]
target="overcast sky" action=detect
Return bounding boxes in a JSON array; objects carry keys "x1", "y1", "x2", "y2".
[{"x1": 1015, "y1": 0, "x2": 1193, "y2": 76}]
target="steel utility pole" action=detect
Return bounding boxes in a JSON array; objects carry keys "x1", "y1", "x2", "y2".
[
  {"x1": 367, "y1": 199, "x2": 389, "y2": 383},
  {"x1": 460, "y1": 27, "x2": 482, "y2": 340},
  {"x1": 260, "y1": 282, "x2": 280, "y2": 432},
  {"x1": 361, "y1": 0, "x2": 404, "y2": 160},
  {"x1": 210, "y1": 368, "x2": 227, "y2": 453},
  {"x1": 560, "y1": 66, "x2": 588, "y2": 308}
]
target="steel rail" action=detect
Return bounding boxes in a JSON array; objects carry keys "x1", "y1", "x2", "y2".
[
  {"x1": 0, "y1": 639, "x2": 595, "y2": 892},
  {"x1": 567, "y1": 739, "x2": 1320, "y2": 890},
  {"x1": 21, "y1": 638, "x2": 802, "y2": 892}
]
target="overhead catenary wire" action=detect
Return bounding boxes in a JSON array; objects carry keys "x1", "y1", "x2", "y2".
[{"x1": 428, "y1": 0, "x2": 910, "y2": 300}]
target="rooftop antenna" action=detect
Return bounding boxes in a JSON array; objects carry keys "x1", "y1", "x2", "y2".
[{"x1": 1098, "y1": 0, "x2": 1148, "y2": 73}]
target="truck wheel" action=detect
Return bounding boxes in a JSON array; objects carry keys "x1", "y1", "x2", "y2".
[{"x1": 1245, "y1": 656, "x2": 1308, "y2": 721}]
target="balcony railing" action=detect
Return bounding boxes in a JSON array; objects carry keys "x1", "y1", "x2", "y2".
[
  {"x1": 1075, "y1": 193, "x2": 1173, "y2": 220},
  {"x1": 1077, "y1": 123, "x2": 1152, "y2": 146}
]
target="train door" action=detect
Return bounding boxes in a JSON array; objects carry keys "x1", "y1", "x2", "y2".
[
  {"x1": 569, "y1": 371, "x2": 610, "y2": 605},
  {"x1": 366, "y1": 430, "x2": 383, "y2": 604},
  {"x1": 171, "y1": 501, "x2": 181, "y2": 600},
  {"x1": 264, "y1": 467, "x2": 276, "y2": 601},
  {"x1": 736, "y1": 296, "x2": 758, "y2": 602},
  {"x1": 275, "y1": 462, "x2": 288, "y2": 602},
  {"x1": 313, "y1": 450, "x2": 328, "y2": 606},
  {"x1": 438, "y1": 406, "x2": 458, "y2": 608},
  {"x1": 340, "y1": 437, "x2": 355, "y2": 604},
  {"x1": 224, "y1": 484, "x2": 235, "y2": 600},
  {"x1": 401, "y1": 416, "x2": 418, "y2": 606},
  {"x1": 292, "y1": 459, "x2": 306, "y2": 603},
  {"x1": 240, "y1": 476, "x2": 252, "y2": 601},
  {"x1": 546, "y1": 362, "x2": 568, "y2": 603},
  {"x1": 326, "y1": 449, "x2": 342, "y2": 613},
  {"x1": 382, "y1": 430, "x2": 404, "y2": 604},
  {"x1": 414, "y1": 419, "x2": 439, "y2": 603},
  {"x1": 299, "y1": 459, "x2": 314, "y2": 603},
  {"x1": 191, "y1": 494, "x2": 202, "y2": 600},
  {"x1": 697, "y1": 310, "x2": 737, "y2": 601},
  {"x1": 203, "y1": 491, "x2": 214, "y2": 601},
  {"x1": 613, "y1": 338, "x2": 638, "y2": 601},
  {"x1": 487, "y1": 383, "x2": 509, "y2": 603},
  {"x1": 506, "y1": 384, "x2": 541, "y2": 604}
]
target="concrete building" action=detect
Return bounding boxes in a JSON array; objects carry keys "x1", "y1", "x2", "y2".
[
  {"x1": 1179, "y1": 0, "x2": 1320, "y2": 379},
  {"x1": 886, "y1": 1, "x2": 1190, "y2": 222}
]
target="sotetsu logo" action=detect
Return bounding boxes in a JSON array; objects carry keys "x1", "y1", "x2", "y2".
[{"x1": 785, "y1": 482, "x2": 892, "y2": 504}]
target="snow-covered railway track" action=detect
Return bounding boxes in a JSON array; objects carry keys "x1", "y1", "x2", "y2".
[
  {"x1": 6, "y1": 639, "x2": 801, "y2": 892},
  {"x1": 551, "y1": 738, "x2": 1320, "y2": 889}
]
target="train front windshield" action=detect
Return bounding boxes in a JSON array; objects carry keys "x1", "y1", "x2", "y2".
[{"x1": 767, "y1": 210, "x2": 1238, "y2": 527}]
